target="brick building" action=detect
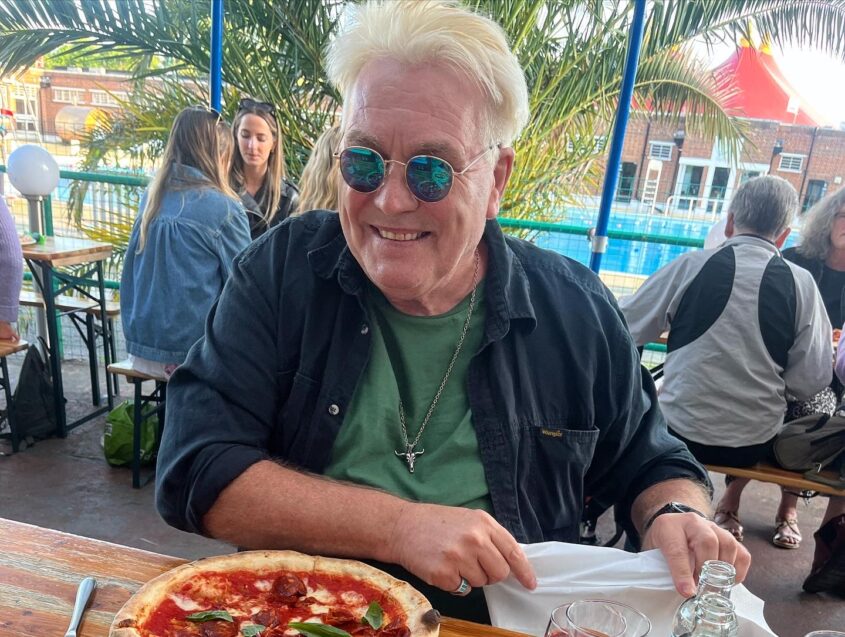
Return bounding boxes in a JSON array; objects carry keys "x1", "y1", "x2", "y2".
[
  {"x1": 608, "y1": 42, "x2": 845, "y2": 218},
  {"x1": 1, "y1": 63, "x2": 140, "y2": 144}
]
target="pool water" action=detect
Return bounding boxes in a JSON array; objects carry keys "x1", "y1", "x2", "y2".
[{"x1": 536, "y1": 210, "x2": 798, "y2": 277}]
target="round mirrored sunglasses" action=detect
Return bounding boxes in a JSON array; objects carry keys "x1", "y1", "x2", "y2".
[{"x1": 335, "y1": 144, "x2": 498, "y2": 203}]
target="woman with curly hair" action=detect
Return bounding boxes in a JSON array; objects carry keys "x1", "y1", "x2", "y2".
[
  {"x1": 296, "y1": 125, "x2": 341, "y2": 214},
  {"x1": 784, "y1": 188, "x2": 845, "y2": 329}
]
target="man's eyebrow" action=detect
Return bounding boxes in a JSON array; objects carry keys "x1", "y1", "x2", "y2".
[
  {"x1": 342, "y1": 131, "x2": 456, "y2": 160},
  {"x1": 343, "y1": 131, "x2": 382, "y2": 151}
]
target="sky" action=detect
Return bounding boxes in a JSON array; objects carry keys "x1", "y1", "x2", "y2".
[{"x1": 703, "y1": 42, "x2": 845, "y2": 127}]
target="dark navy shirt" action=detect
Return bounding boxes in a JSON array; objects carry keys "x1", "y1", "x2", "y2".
[{"x1": 156, "y1": 212, "x2": 708, "y2": 548}]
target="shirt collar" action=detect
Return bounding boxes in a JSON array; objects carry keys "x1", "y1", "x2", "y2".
[
  {"x1": 723, "y1": 233, "x2": 781, "y2": 255},
  {"x1": 169, "y1": 163, "x2": 212, "y2": 185},
  {"x1": 307, "y1": 217, "x2": 536, "y2": 338}
]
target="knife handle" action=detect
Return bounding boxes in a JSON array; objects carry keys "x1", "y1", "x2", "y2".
[{"x1": 68, "y1": 577, "x2": 96, "y2": 633}]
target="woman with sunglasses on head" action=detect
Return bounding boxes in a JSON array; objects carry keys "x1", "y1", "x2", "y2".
[
  {"x1": 230, "y1": 97, "x2": 299, "y2": 239},
  {"x1": 120, "y1": 105, "x2": 251, "y2": 379}
]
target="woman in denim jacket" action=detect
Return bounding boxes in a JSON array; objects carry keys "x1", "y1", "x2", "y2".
[{"x1": 121, "y1": 106, "x2": 251, "y2": 379}]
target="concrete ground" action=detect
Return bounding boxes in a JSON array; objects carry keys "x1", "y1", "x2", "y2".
[{"x1": 1, "y1": 359, "x2": 843, "y2": 636}]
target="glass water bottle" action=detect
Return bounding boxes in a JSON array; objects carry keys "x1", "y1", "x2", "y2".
[
  {"x1": 684, "y1": 593, "x2": 739, "y2": 637},
  {"x1": 671, "y1": 560, "x2": 736, "y2": 637}
]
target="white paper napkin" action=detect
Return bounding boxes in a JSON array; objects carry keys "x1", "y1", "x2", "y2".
[{"x1": 483, "y1": 542, "x2": 777, "y2": 637}]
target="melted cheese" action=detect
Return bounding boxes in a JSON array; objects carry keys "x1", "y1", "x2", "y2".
[
  {"x1": 167, "y1": 593, "x2": 205, "y2": 612},
  {"x1": 306, "y1": 587, "x2": 337, "y2": 604},
  {"x1": 340, "y1": 591, "x2": 366, "y2": 606},
  {"x1": 254, "y1": 579, "x2": 272, "y2": 592},
  {"x1": 309, "y1": 603, "x2": 331, "y2": 614}
]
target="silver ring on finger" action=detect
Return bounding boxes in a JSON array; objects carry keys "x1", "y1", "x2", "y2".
[{"x1": 451, "y1": 577, "x2": 471, "y2": 596}]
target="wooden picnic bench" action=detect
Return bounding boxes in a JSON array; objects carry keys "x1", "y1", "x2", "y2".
[
  {"x1": 20, "y1": 289, "x2": 121, "y2": 403},
  {"x1": 0, "y1": 339, "x2": 29, "y2": 452},
  {"x1": 107, "y1": 360, "x2": 167, "y2": 489},
  {"x1": 705, "y1": 461, "x2": 845, "y2": 497}
]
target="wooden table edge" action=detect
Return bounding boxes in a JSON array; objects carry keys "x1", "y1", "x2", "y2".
[{"x1": 0, "y1": 519, "x2": 531, "y2": 637}]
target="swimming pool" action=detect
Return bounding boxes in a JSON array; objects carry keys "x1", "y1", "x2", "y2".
[{"x1": 534, "y1": 209, "x2": 798, "y2": 277}]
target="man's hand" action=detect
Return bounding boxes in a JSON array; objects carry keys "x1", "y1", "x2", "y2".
[
  {"x1": 387, "y1": 502, "x2": 537, "y2": 593},
  {"x1": 642, "y1": 512, "x2": 751, "y2": 597},
  {"x1": 0, "y1": 321, "x2": 18, "y2": 342}
]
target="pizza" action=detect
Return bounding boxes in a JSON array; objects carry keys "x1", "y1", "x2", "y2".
[{"x1": 110, "y1": 550, "x2": 440, "y2": 637}]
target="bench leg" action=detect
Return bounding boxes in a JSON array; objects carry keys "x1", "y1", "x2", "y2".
[
  {"x1": 108, "y1": 318, "x2": 120, "y2": 398},
  {"x1": 0, "y1": 356, "x2": 19, "y2": 453},
  {"x1": 132, "y1": 380, "x2": 143, "y2": 489},
  {"x1": 86, "y1": 315, "x2": 101, "y2": 407}
]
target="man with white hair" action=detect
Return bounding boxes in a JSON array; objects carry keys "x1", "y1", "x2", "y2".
[{"x1": 157, "y1": 0, "x2": 748, "y2": 622}]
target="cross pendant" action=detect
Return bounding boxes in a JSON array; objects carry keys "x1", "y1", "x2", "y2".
[{"x1": 395, "y1": 445, "x2": 424, "y2": 473}]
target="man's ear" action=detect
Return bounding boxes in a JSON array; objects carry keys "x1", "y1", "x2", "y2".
[
  {"x1": 487, "y1": 146, "x2": 514, "y2": 220},
  {"x1": 775, "y1": 226, "x2": 791, "y2": 248},
  {"x1": 724, "y1": 213, "x2": 735, "y2": 238}
]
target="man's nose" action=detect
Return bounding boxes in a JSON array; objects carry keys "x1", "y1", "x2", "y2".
[{"x1": 374, "y1": 162, "x2": 417, "y2": 214}]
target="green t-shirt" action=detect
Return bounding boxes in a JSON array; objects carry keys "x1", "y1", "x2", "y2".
[{"x1": 324, "y1": 284, "x2": 492, "y2": 513}]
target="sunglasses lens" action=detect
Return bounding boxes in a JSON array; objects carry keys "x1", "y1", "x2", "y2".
[
  {"x1": 239, "y1": 98, "x2": 275, "y2": 115},
  {"x1": 406, "y1": 155, "x2": 453, "y2": 202},
  {"x1": 340, "y1": 147, "x2": 384, "y2": 193}
]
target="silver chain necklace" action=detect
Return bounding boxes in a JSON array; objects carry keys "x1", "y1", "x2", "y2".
[{"x1": 394, "y1": 249, "x2": 481, "y2": 474}]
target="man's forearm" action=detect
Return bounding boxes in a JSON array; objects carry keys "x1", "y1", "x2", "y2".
[
  {"x1": 203, "y1": 460, "x2": 407, "y2": 563},
  {"x1": 631, "y1": 478, "x2": 712, "y2": 536}
]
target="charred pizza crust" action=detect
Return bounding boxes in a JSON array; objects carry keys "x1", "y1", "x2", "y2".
[{"x1": 110, "y1": 550, "x2": 439, "y2": 636}]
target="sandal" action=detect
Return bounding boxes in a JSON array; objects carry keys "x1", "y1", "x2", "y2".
[
  {"x1": 714, "y1": 510, "x2": 744, "y2": 542},
  {"x1": 773, "y1": 517, "x2": 802, "y2": 549}
]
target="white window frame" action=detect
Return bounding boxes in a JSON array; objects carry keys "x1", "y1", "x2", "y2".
[
  {"x1": 778, "y1": 153, "x2": 805, "y2": 173},
  {"x1": 594, "y1": 135, "x2": 608, "y2": 153},
  {"x1": 648, "y1": 141, "x2": 673, "y2": 161},
  {"x1": 53, "y1": 87, "x2": 85, "y2": 105},
  {"x1": 90, "y1": 89, "x2": 126, "y2": 107}
]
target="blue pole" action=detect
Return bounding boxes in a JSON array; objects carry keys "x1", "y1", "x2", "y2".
[
  {"x1": 589, "y1": 0, "x2": 647, "y2": 273},
  {"x1": 210, "y1": 0, "x2": 224, "y2": 111}
]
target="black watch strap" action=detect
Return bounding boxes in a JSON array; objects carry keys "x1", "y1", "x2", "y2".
[{"x1": 643, "y1": 501, "x2": 708, "y2": 533}]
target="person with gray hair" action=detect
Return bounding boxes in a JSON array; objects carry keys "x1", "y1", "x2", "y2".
[
  {"x1": 620, "y1": 174, "x2": 832, "y2": 549},
  {"x1": 157, "y1": 0, "x2": 747, "y2": 623}
]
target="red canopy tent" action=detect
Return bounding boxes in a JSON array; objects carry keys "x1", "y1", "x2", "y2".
[{"x1": 713, "y1": 39, "x2": 824, "y2": 126}]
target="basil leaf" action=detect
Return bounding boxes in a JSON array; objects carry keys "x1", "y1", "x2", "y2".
[
  {"x1": 288, "y1": 622, "x2": 352, "y2": 637},
  {"x1": 362, "y1": 601, "x2": 384, "y2": 629},
  {"x1": 242, "y1": 625, "x2": 266, "y2": 637},
  {"x1": 186, "y1": 610, "x2": 234, "y2": 623}
]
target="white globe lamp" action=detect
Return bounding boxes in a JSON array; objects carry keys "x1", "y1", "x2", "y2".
[
  {"x1": 7, "y1": 144, "x2": 60, "y2": 233},
  {"x1": 8, "y1": 144, "x2": 60, "y2": 196}
]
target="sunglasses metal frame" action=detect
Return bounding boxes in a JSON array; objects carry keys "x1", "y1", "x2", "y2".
[
  {"x1": 188, "y1": 104, "x2": 226, "y2": 126},
  {"x1": 334, "y1": 144, "x2": 499, "y2": 203},
  {"x1": 238, "y1": 97, "x2": 276, "y2": 116}
]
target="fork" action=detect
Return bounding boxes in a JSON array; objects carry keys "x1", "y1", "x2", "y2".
[{"x1": 64, "y1": 577, "x2": 96, "y2": 637}]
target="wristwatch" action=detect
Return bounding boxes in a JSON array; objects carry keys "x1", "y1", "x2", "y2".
[{"x1": 644, "y1": 501, "x2": 708, "y2": 533}]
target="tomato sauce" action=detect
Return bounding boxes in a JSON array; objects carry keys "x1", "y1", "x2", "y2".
[{"x1": 140, "y1": 569, "x2": 408, "y2": 636}]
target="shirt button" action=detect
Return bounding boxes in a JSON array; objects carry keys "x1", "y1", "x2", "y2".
[
  {"x1": 360, "y1": 324, "x2": 369, "y2": 335},
  {"x1": 328, "y1": 404, "x2": 341, "y2": 416}
]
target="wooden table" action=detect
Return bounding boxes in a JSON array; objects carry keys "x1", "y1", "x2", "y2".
[
  {"x1": 0, "y1": 519, "x2": 529, "y2": 637},
  {"x1": 22, "y1": 236, "x2": 114, "y2": 436}
]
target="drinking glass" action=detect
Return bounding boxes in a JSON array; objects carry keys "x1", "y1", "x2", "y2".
[{"x1": 543, "y1": 600, "x2": 651, "y2": 637}]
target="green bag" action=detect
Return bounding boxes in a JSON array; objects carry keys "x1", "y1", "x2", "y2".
[{"x1": 103, "y1": 400, "x2": 158, "y2": 467}]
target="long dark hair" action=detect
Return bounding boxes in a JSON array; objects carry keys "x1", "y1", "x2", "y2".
[
  {"x1": 138, "y1": 106, "x2": 236, "y2": 252},
  {"x1": 230, "y1": 100, "x2": 286, "y2": 225}
]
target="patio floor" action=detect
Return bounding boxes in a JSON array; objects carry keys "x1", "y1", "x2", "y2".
[{"x1": 1, "y1": 358, "x2": 843, "y2": 636}]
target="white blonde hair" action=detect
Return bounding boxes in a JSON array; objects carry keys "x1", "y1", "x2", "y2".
[{"x1": 325, "y1": 0, "x2": 529, "y2": 146}]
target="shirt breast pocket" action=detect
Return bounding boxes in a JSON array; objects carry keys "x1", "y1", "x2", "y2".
[
  {"x1": 276, "y1": 370, "x2": 321, "y2": 457},
  {"x1": 523, "y1": 425, "x2": 600, "y2": 538}
]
